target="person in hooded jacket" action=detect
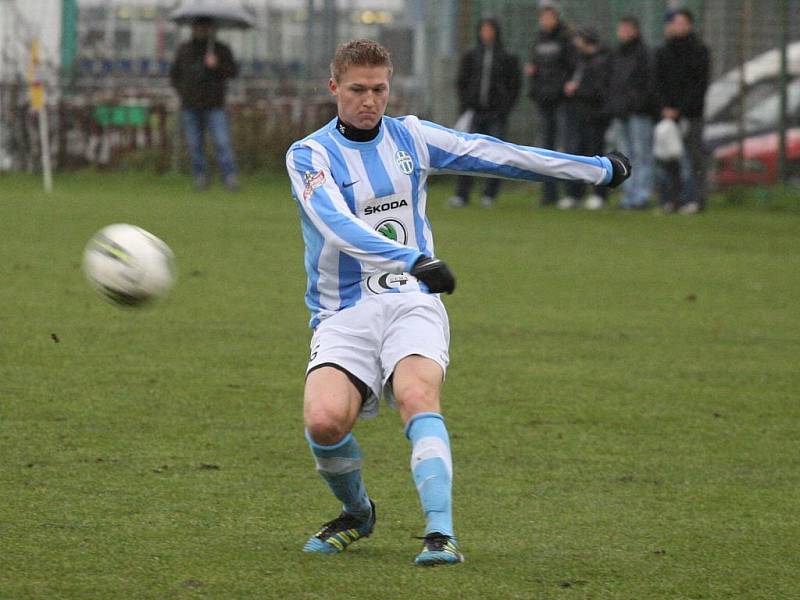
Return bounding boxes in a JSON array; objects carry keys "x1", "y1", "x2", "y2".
[
  {"x1": 524, "y1": 1, "x2": 575, "y2": 206},
  {"x1": 606, "y1": 16, "x2": 656, "y2": 210},
  {"x1": 448, "y1": 17, "x2": 521, "y2": 208},
  {"x1": 560, "y1": 27, "x2": 611, "y2": 210},
  {"x1": 653, "y1": 9, "x2": 711, "y2": 214}
]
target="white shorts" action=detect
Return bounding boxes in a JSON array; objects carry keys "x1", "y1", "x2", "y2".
[{"x1": 306, "y1": 292, "x2": 450, "y2": 418}]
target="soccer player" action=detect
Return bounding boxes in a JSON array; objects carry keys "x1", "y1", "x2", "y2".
[{"x1": 286, "y1": 39, "x2": 630, "y2": 566}]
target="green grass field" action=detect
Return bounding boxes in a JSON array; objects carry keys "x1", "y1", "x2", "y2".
[{"x1": 2, "y1": 171, "x2": 799, "y2": 599}]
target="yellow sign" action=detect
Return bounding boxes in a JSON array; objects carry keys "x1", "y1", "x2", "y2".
[
  {"x1": 28, "y1": 39, "x2": 46, "y2": 111},
  {"x1": 30, "y1": 82, "x2": 45, "y2": 111}
]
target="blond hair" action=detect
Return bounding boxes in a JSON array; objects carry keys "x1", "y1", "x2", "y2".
[{"x1": 330, "y1": 39, "x2": 393, "y2": 81}]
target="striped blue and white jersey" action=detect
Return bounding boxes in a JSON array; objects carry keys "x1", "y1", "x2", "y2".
[{"x1": 286, "y1": 115, "x2": 613, "y2": 328}]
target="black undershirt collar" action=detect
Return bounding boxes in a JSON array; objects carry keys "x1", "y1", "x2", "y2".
[{"x1": 336, "y1": 117, "x2": 381, "y2": 142}]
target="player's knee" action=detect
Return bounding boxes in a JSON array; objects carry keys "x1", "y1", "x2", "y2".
[
  {"x1": 305, "y1": 412, "x2": 350, "y2": 446},
  {"x1": 394, "y1": 383, "x2": 438, "y2": 415}
]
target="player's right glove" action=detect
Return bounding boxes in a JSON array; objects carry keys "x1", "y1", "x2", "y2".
[
  {"x1": 605, "y1": 150, "x2": 632, "y2": 188},
  {"x1": 410, "y1": 256, "x2": 456, "y2": 294}
]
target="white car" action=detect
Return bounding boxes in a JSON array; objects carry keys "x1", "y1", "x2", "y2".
[{"x1": 705, "y1": 41, "x2": 800, "y2": 126}]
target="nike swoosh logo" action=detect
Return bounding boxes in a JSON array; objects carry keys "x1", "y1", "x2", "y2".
[{"x1": 342, "y1": 180, "x2": 359, "y2": 188}]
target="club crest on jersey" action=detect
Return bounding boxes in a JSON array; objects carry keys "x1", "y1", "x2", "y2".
[
  {"x1": 302, "y1": 169, "x2": 325, "y2": 201},
  {"x1": 395, "y1": 150, "x2": 414, "y2": 175},
  {"x1": 375, "y1": 218, "x2": 408, "y2": 244}
]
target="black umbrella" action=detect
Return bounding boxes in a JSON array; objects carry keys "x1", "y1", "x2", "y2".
[{"x1": 170, "y1": 0, "x2": 256, "y2": 30}]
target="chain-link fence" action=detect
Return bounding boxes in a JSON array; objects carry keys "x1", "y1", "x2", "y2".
[
  {"x1": 429, "y1": 1, "x2": 800, "y2": 128},
  {"x1": 1, "y1": 0, "x2": 799, "y2": 184}
]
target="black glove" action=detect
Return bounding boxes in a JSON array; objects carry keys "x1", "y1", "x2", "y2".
[
  {"x1": 410, "y1": 256, "x2": 456, "y2": 294},
  {"x1": 605, "y1": 150, "x2": 632, "y2": 188}
]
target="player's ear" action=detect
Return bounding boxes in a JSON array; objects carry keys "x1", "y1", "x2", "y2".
[{"x1": 328, "y1": 78, "x2": 338, "y2": 97}]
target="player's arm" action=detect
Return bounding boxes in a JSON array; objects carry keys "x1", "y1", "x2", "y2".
[
  {"x1": 286, "y1": 145, "x2": 423, "y2": 275},
  {"x1": 416, "y1": 119, "x2": 630, "y2": 188}
]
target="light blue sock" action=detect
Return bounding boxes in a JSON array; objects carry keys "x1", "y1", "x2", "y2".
[
  {"x1": 306, "y1": 430, "x2": 371, "y2": 519},
  {"x1": 405, "y1": 412, "x2": 454, "y2": 538}
]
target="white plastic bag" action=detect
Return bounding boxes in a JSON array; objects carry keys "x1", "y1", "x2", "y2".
[
  {"x1": 653, "y1": 118, "x2": 684, "y2": 161},
  {"x1": 453, "y1": 109, "x2": 475, "y2": 132}
]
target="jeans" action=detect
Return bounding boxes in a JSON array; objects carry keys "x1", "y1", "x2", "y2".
[
  {"x1": 180, "y1": 108, "x2": 238, "y2": 180},
  {"x1": 565, "y1": 114, "x2": 610, "y2": 201},
  {"x1": 535, "y1": 102, "x2": 567, "y2": 205},
  {"x1": 454, "y1": 111, "x2": 507, "y2": 202},
  {"x1": 612, "y1": 115, "x2": 654, "y2": 208}
]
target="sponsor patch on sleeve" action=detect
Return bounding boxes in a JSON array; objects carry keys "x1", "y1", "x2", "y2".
[{"x1": 303, "y1": 169, "x2": 326, "y2": 201}]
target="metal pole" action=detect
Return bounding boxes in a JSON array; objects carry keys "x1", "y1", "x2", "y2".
[
  {"x1": 410, "y1": 0, "x2": 426, "y2": 113},
  {"x1": 457, "y1": 0, "x2": 472, "y2": 54},
  {"x1": 0, "y1": 1, "x2": 7, "y2": 170},
  {"x1": 324, "y1": 0, "x2": 336, "y2": 71},
  {"x1": 305, "y1": 0, "x2": 314, "y2": 79},
  {"x1": 735, "y1": 0, "x2": 751, "y2": 179},
  {"x1": 39, "y1": 103, "x2": 53, "y2": 192},
  {"x1": 778, "y1": 0, "x2": 789, "y2": 184},
  {"x1": 439, "y1": 0, "x2": 456, "y2": 57}
]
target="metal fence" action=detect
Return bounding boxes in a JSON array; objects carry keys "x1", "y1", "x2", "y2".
[
  {"x1": 435, "y1": 0, "x2": 800, "y2": 136},
  {"x1": 1, "y1": 0, "x2": 799, "y2": 183},
  {"x1": 454, "y1": 0, "x2": 800, "y2": 76}
]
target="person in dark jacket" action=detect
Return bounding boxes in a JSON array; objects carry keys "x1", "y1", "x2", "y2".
[
  {"x1": 653, "y1": 9, "x2": 711, "y2": 214},
  {"x1": 524, "y1": 1, "x2": 575, "y2": 206},
  {"x1": 606, "y1": 16, "x2": 656, "y2": 209},
  {"x1": 560, "y1": 27, "x2": 611, "y2": 210},
  {"x1": 448, "y1": 17, "x2": 521, "y2": 208},
  {"x1": 170, "y1": 17, "x2": 240, "y2": 191}
]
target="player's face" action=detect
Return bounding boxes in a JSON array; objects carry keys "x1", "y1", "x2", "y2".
[{"x1": 330, "y1": 66, "x2": 391, "y2": 130}]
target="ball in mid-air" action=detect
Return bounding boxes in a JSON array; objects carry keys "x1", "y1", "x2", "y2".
[{"x1": 83, "y1": 223, "x2": 175, "y2": 307}]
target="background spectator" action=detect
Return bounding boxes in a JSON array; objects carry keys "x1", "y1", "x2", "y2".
[
  {"x1": 524, "y1": 0, "x2": 575, "y2": 207},
  {"x1": 448, "y1": 17, "x2": 521, "y2": 208},
  {"x1": 606, "y1": 16, "x2": 656, "y2": 210},
  {"x1": 560, "y1": 26, "x2": 611, "y2": 210},
  {"x1": 654, "y1": 9, "x2": 711, "y2": 214},
  {"x1": 170, "y1": 17, "x2": 240, "y2": 191}
]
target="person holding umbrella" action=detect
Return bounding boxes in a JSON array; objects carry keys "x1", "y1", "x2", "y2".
[{"x1": 169, "y1": 16, "x2": 240, "y2": 191}]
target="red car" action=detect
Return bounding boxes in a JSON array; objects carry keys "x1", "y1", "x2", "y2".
[{"x1": 709, "y1": 128, "x2": 800, "y2": 187}]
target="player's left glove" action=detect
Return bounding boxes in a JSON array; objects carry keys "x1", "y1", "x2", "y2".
[
  {"x1": 605, "y1": 150, "x2": 632, "y2": 188},
  {"x1": 410, "y1": 256, "x2": 456, "y2": 294}
]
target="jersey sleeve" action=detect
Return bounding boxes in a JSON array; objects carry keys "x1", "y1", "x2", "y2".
[
  {"x1": 417, "y1": 119, "x2": 613, "y2": 185},
  {"x1": 286, "y1": 143, "x2": 423, "y2": 273}
]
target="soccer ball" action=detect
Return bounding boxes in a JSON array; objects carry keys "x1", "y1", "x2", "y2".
[{"x1": 83, "y1": 223, "x2": 175, "y2": 307}]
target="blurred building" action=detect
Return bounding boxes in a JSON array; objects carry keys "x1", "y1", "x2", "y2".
[
  {"x1": 0, "y1": 1, "x2": 66, "y2": 170},
  {"x1": 2, "y1": 0, "x2": 799, "y2": 174},
  {"x1": 71, "y1": 0, "x2": 423, "y2": 98},
  {"x1": 0, "y1": 0, "x2": 64, "y2": 85}
]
